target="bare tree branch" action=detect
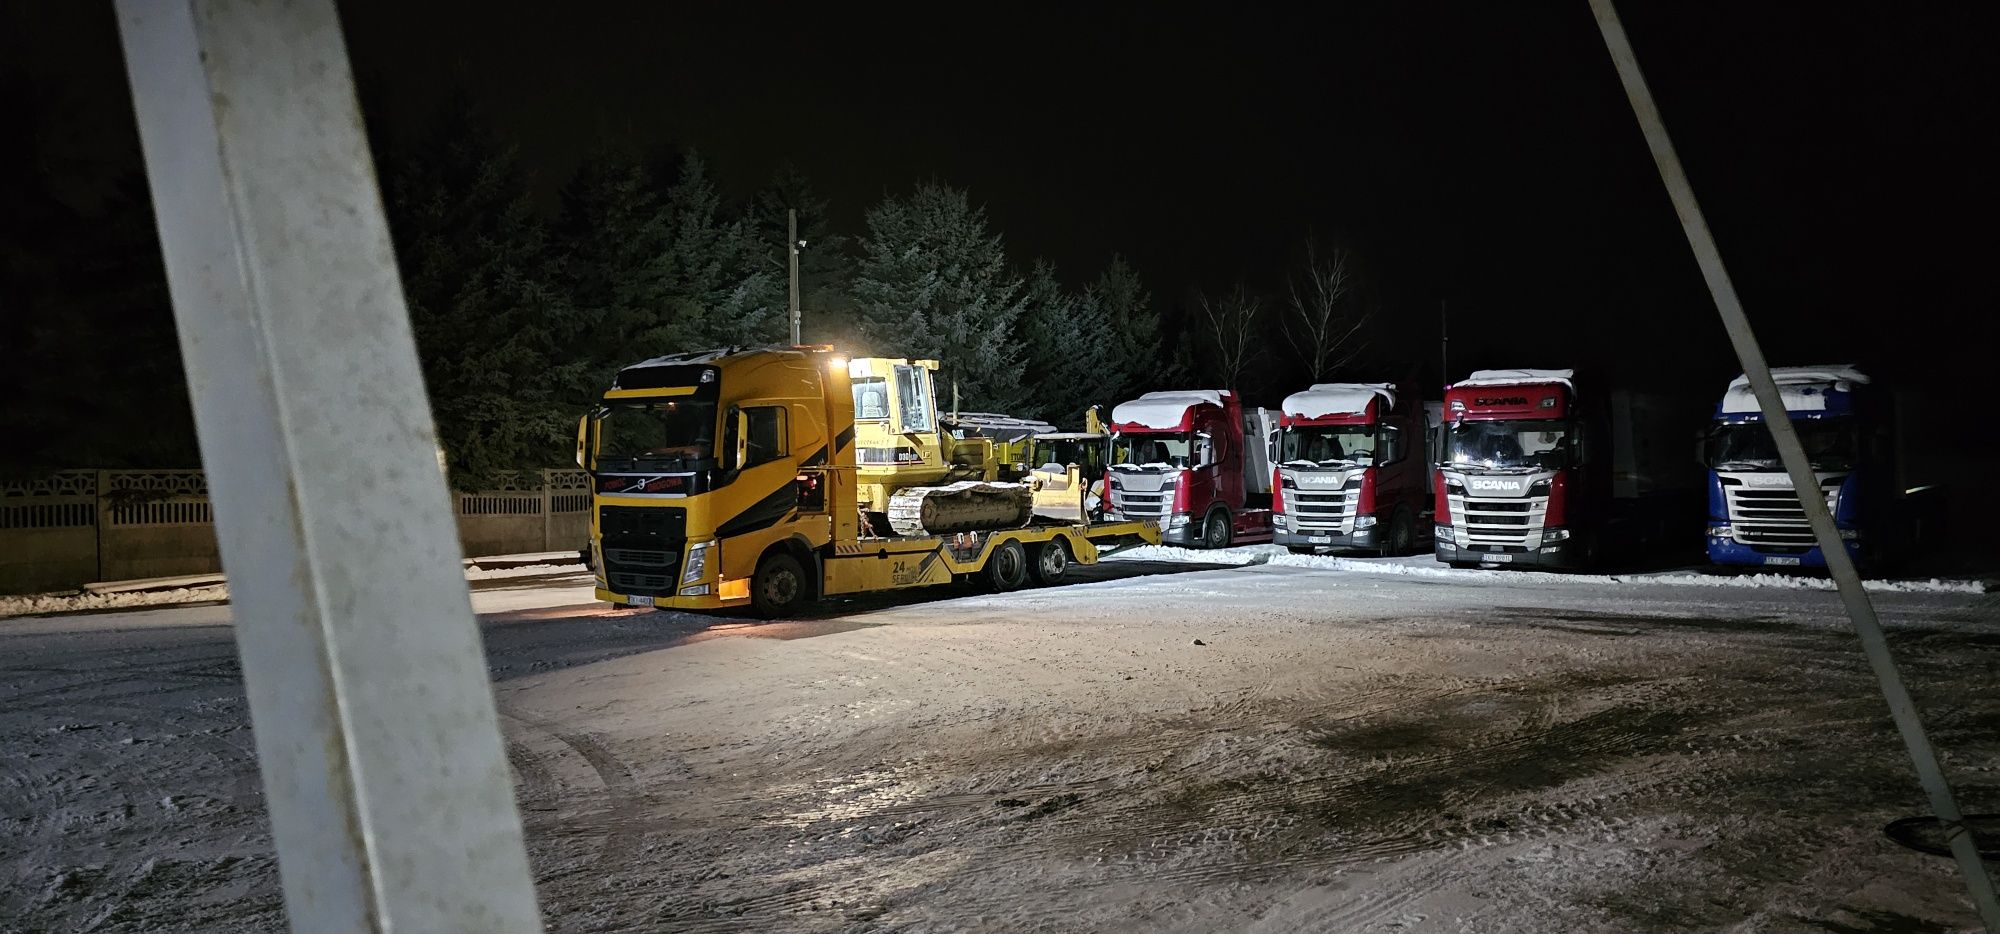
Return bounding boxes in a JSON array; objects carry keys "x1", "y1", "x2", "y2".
[
  {"x1": 1195, "y1": 283, "x2": 1262, "y2": 389},
  {"x1": 1283, "y1": 239, "x2": 1370, "y2": 381}
]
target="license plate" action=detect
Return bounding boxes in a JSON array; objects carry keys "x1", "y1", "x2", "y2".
[
  {"x1": 1482, "y1": 554, "x2": 1514, "y2": 563},
  {"x1": 1309, "y1": 535, "x2": 1331, "y2": 544},
  {"x1": 1764, "y1": 556, "x2": 1802, "y2": 567},
  {"x1": 628, "y1": 594, "x2": 654, "y2": 607}
]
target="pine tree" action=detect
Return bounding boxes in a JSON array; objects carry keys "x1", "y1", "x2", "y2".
[
  {"x1": 852, "y1": 183, "x2": 1025, "y2": 411},
  {"x1": 1088, "y1": 256, "x2": 1163, "y2": 400},
  {"x1": 556, "y1": 149, "x2": 681, "y2": 398},
  {"x1": 657, "y1": 152, "x2": 782, "y2": 348},
  {"x1": 381, "y1": 100, "x2": 584, "y2": 487},
  {"x1": 1016, "y1": 261, "x2": 1114, "y2": 425}
]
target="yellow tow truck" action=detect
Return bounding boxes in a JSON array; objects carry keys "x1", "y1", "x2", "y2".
[{"x1": 578, "y1": 347, "x2": 1159, "y2": 617}]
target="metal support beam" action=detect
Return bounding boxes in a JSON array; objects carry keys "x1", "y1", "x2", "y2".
[
  {"x1": 115, "y1": 2, "x2": 544, "y2": 930},
  {"x1": 1588, "y1": 2, "x2": 2000, "y2": 928}
]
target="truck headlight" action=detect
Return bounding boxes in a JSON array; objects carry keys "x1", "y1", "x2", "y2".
[
  {"x1": 1435, "y1": 525, "x2": 1454, "y2": 544},
  {"x1": 1542, "y1": 528, "x2": 1570, "y2": 543},
  {"x1": 1168, "y1": 514, "x2": 1190, "y2": 529},
  {"x1": 682, "y1": 540, "x2": 717, "y2": 584},
  {"x1": 1838, "y1": 528, "x2": 1860, "y2": 541},
  {"x1": 1708, "y1": 524, "x2": 1733, "y2": 538},
  {"x1": 1354, "y1": 515, "x2": 1378, "y2": 530}
]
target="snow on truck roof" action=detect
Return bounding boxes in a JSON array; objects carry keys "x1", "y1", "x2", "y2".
[
  {"x1": 1111, "y1": 390, "x2": 1227, "y2": 430},
  {"x1": 1281, "y1": 383, "x2": 1396, "y2": 419},
  {"x1": 1721, "y1": 365, "x2": 1869, "y2": 414},
  {"x1": 1453, "y1": 368, "x2": 1575, "y2": 389}
]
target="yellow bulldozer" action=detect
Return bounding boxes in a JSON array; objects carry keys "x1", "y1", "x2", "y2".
[
  {"x1": 1025, "y1": 406, "x2": 1111, "y2": 523},
  {"x1": 848, "y1": 357, "x2": 1038, "y2": 537}
]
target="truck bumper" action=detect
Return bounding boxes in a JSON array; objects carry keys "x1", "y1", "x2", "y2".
[
  {"x1": 1434, "y1": 541, "x2": 1576, "y2": 569},
  {"x1": 1274, "y1": 526, "x2": 1377, "y2": 552},
  {"x1": 1158, "y1": 522, "x2": 1201, "y2": 547},
  {"x1": 595, "y1": 585, "x2": 750, "y2": 612},
  {"x1": 1707, "y1": 535, "x2": 1860, "y2": 570}
]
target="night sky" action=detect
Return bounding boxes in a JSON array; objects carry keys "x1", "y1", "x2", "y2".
[{"x1": 8, "y1": 1, "x2": 1995, "y2": 393}]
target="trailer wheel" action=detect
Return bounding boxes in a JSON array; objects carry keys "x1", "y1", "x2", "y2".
[
  {"x1": 986, "y1": 540, "x2": 1029, "y2": 592},
  {"x1": 1030, "y1": 539, "x2": 1071, "y2": 586},
  {"x1": 751, "y1": 552, "x2": 808, "y2": 619},
  {"x1": 1201, "y1": 508, "x2": 1233, "y2": 549}
]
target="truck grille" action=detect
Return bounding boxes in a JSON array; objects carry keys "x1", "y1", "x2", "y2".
[
  {"x1": 1447, "y1": 495, "x2": 1547, "y2": 549},
  {"x1": 599, "y1": 506, "x2": 685, "y2": 595},
  {"x1": 1285, "y1": 488, "x2": 1356, "y2": 532},
  {"x1": 1110, "y1": 482, "x2": 1174, "y2": 520},
  {"x1": 1112, "y1": 492, "x2": 1170, "y2": 519},
  {"x1": 1725, "y1": 486, "x2": 1837, "y2": 549},
  {"x1": 607, "y1": 570, "x2": 676, "y2": 592}
]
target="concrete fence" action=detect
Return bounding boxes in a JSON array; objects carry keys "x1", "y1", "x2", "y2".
[{"x1": 0, "y1": 469, "x2": 591, "y2": 595}]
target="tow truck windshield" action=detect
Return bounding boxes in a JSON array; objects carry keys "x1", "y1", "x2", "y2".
[{"x1": 597, "y1": 400, "x2": 718, "y2": 471}]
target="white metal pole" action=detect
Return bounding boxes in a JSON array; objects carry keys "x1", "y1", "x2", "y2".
[
  {"x1": 1588, "y1": 2, "x2": 2000, "y2": 927},
  {"x1": 115, "y1": 2, "x2": 544, "y2": 931}
]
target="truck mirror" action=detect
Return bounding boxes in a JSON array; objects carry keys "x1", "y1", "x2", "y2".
[{"x1": 575, "y1": 414, "x2": 589, "y2": 468}]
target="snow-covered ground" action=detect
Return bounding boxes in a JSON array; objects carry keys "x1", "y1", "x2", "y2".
[
  {"x1": 0, "y1": 555, "x2": 592, "y2": 619},
  {"x1": 1108, "y1": 544, "x2": 1990, "y2": 594},
  {"x1": 4, "y1": 557, "x2": 1995, "y2": 931}
]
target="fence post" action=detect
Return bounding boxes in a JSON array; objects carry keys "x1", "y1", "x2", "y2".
[
  {"x1": 114, "y1": 2, "x2": 543, "y2": 930},
  {"x1": 95, "y1": 469, "x2": 111, "y2": 583},
  {"x1": 542, "y1": 469, "x2": 554, "y2": 552}
]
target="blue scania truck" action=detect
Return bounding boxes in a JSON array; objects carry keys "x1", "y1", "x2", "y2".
[{"x1": 1703, "y1": 365, "x2": 1894, "y2": 569}]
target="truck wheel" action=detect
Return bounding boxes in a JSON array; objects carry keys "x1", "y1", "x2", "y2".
[
  {"x1": 1381, "y1": 508, "x2": 1415, "y2": 557},
  {"x1": 986, "y1": 540, "x2": 1029, "y2": 592},
  {"x1": 1202, "y1": 508, "x2": 1233, "y2": 549},
  {"x1": 751, "y1": 552, "x2": 808, "y2": 619},
  {"x1": 1030, "y1": 539, "x2": 1071, "y2": 586}
]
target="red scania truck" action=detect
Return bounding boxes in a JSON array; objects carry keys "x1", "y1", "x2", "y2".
[
  {"x1": 1105, "y1": 390, "x2": 1276, "y2": 548},
  {"x1": 1433, "y1": 369, "x2": 1699, "y2": 569},
  {"x1": 1272, "y1": 381, "x2": 1436, "y2": 555}
]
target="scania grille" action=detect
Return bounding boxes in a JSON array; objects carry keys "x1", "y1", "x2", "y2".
[
  {"x1": 1111, "y1": 489, "x2": 1171, "y2": 519},
  {"x1": 1725, "y1": 487, "x2": 1836, "y2": 548},
  {"x1": 1448, "y1": 495, "x2": 1547, "y2": 548},
  {"x1": 1286, "y1": 489, "x2": 1355, "y2": 532}
]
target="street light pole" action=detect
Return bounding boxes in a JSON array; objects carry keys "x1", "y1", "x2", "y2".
[{"x1": 788, "y1": 208, "x2": 802, "y2": 345}]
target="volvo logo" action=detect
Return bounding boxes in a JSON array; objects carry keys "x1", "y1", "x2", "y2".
[{"x1": 1469, "y1": 478, "x2": 1522, "y2": 491}]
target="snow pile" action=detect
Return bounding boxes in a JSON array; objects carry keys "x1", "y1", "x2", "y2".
[
  {"x1": 0, "y1": 583, "x2": 232, "y2": 617},
  {"x1": 3, "y1": 557, "x2": 591, "y2": 619},
  {"x1": 1720, "y1": 365, "x2": 1869, "y2": 414},
  {"x1": 1453, "y1": 368, "x2": 1575, "y2": 390},
  {"x1": 1111, "y1": 390, "x2": 1225, "y2": 430},
  {"x1": 1107, "y1": 544, "x2": 1987, "y2": 594},
  {"x1": 1281, "y1": 383, "x2": 1395, "y2": 420},
  {"x1": 465, "y1": 562, "x2": 588, "y2": 581}
]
